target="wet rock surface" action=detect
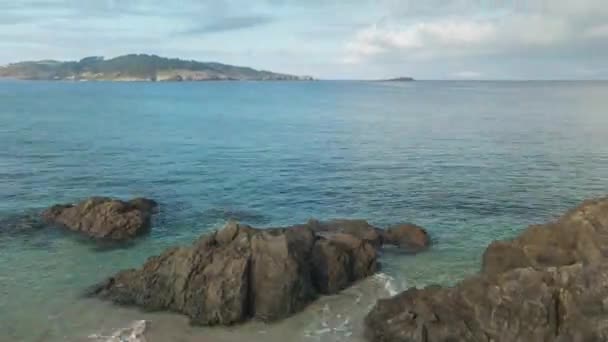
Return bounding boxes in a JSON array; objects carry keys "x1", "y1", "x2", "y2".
[
  {"x1": 383, "y1": 223, "x2": 430, "y2": 253},
  {"x1": 308, "y1": 219, "x2": 430, "y2": 252},
  {"x1": 365, "y1": 196, "x2": 608, "y2": 342},
  {"x1": 42, "y1": 197, "x2": 158, "y2": 240},
  {"x1": 91, "y1": 220, "x2": 381, "y2": 325}
]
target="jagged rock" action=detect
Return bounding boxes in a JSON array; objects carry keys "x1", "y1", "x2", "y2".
[
  {"x1": 482, "y1": 197, "x2": 608, "y2": 276},
  {"x1": 383, "y1": 223, "x2": 430, "y2": 253},
  {"x1": 42, "y1": 197, "x2": 158, "y2": 240},
  {"x1": 91, "y1": 221, "x2": 379, "y2": 325},
  {"x1": 311, "y1": 233, "x2": 378, "y2": 294},
  {"x1": 364, "y1": 196, "x2": 608, "y2": 342},
  {"x1": 249, "y1": 225, "x2": 317, "y2": 321},
  {"x1": 366, "y1": 263, "x2": 608, "y2": 342}
]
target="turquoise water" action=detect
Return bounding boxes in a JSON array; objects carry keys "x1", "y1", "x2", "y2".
[{"x1": 1, "y1": 80, "x2": 608, "y2": 341}]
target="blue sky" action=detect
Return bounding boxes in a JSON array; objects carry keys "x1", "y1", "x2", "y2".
[{"x1": 1, "y1": 0, "x2": 607, "y2": 79}]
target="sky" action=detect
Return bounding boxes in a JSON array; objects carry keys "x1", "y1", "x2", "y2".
[{"x1": 0, "y1": 0, "x2": 607, "y2": 80}]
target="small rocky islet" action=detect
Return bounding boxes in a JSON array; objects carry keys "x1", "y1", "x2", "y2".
[
  {"x1": 42, "y1": 196, "x2": 158, "y2": 240},
  {"x1": 32, "y1": 195, "x2": 608, "y2": 341}
]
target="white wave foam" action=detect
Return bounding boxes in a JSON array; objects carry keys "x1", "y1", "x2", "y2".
[
  {"x1": 88, "y1": 320, "x2": 148, "y2": 342},
  {"x1": 372, "y1": 273, "x2": 403, "y2": 297},
  {"x1": 303, "y1": 303, "x2": 354, "y2": 341}
]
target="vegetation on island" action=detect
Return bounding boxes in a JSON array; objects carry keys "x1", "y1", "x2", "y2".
[
  {"x1": 381, "y1": 77, "x2": 415, "y2": 82},
  {"x1": 0, "y1": 54, "x2": 313, "y2": 81}
]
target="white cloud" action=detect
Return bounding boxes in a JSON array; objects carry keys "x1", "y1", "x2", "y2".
[
  {"x1": 344, "y1": 19, "x2": 495, "y2": 63},
  {"x1": 343, "y1": 13, "x2": 578, "y2": 64},
  {"x1": 452, "y1": 71, "x2": 482, "y2": 79},
  {"x1": 585, "y1": 24, "x2": 608, "y2": 38}
]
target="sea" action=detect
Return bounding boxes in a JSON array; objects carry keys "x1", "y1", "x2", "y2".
[{"x1": 1, "y1": 80, "x2": 607, "y2": 341}]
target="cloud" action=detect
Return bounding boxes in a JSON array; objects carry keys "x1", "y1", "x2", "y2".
[
  {"x1": 180, "y1": 15, "x2": 275, "y2": 35},
  {"x1": 452, "y1": 71, "x2": 482, "y2": 79},
  {"x1": 0, "y1": 0, "x2": 607, "y2": 79},
  {"x1": 343, "y1": 13, "x2": 579, "y2": 64},
  {"x1": 585, "y1": 24, "x2": 608, "y2": 38}
]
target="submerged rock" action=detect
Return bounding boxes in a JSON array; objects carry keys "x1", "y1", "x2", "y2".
[
  {"x1": 91, "y1": 220, "x2": 379, "y2": 325},
  {"x1": 0, "y1": 211, "x2": 47, "y2": 235},
  {"x1": 364, "y1": 196, "x2": 608, "y2": 342},
  {"x1": 202, "y1": 207, "x2": 270, "y2": 225},
  {"x1": 42, "y1": 197, "x2": 158, "y2": 240}
]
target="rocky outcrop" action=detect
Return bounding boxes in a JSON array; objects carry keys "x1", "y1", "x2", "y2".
[
  {"x1": 312, "y1": 232, "x2": 378, "y2": 294},
  {"x1": 308, "y1": 219, "x2": 430, "y2": 252},
  {"x1": 364, "y1": 196, "x2": 608, "y2": 342},
  {"x1": 482, "y1": 197, "x2": 608, "y2": 275},
  {"x1": 383, "y1": 223, "x2": 430, "y2": 253},
  {"x1": 42, "y1": 197, "x2": 158, "y2": 240},
  {"x1": 91, "y1": 220, "x2": 379, "y2": 325},
  {"x1": 308, "y1": 219, "x2": 384, "y2": 248},
  {"x1": 366, "y1": 263, "x2": 608, "y2": 342}
]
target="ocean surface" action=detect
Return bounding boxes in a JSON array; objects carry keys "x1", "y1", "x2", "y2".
[{"x1": 1, "y1": 80, "x2": 608, "y2": 341}]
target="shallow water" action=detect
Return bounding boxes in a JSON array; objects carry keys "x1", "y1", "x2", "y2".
[{"x1": 1, "y1": 80, "x2": 608, "y2": 341}]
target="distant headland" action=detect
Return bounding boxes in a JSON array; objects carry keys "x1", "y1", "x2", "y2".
[
  {"x1": 0, "y1": 54, "x2": 314, "y2": 82},
  {"x1": 379, "y1": 77, "x2": 415, "y2": 82}
]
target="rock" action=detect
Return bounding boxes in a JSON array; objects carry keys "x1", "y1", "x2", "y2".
[
  {"x1": 301, "y1": 219, "x2": 432, "y2": 253},
  {"x1": 250, "y1": 226, "x2": 317, "y2": 321},
  {"x1": 482, "y1": 197, "x2": 608, "y2": 276},
  {"x1": 364, "y1": 196, "x2": 608, "y2": 342},
  {"x1": 311, "y1": 233, "x2": 378, "y2": 294},
  {"x1": 311, "y1": 238, "x2": 353, "y2": 294},
  {"x1": 366, "y1": 263, "x2": 608, "y2": 342},
  {"x1": 42, "y1": 197, "x2": 158, "y2": 240},
  {"x1": 383, "y1": 223, "x2": 430, "y2": 253},
  {"x1": 92, "y1": 220, "x2": 379, "y2": 326},
  {"x1": 308, "y1": 219, "x2": 384, "y2": 248}
]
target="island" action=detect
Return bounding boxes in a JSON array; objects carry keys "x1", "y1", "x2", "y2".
[
  {"x1": 380, "y1": 77, "x2": 415, "y2": 82},
  {"x1": 0, "y1": 54, "x2": 314, "y2": 82}
]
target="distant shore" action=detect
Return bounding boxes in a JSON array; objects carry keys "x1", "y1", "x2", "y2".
[{"x1": 0, "y1": 53, "x2": 314, "y2": 82}]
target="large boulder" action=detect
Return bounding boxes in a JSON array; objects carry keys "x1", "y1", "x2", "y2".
[
  {"x1": 365, "y1": 196, "x2": 608, "y2": 342},
  {"x1": 482, "y1": 197, "x2": 608, "y2": 276},
  {"x1": 383, "y1": 223, "x2": 430, "y2": 253},
  {"x1": 311, "y1": 232, "x2": 378, "y2": 294},
  {"x1": 249, "y1": 226, "x2": 317, "y2": 321},
  {"x1": 42, "y1": 197, "x2": 158, "y2": 240},
  {"x1": 365, "y1": 263, "x2": 608, "y2": 342},
  {"x1": 91, "y1": 220, "x2": 378, "y2": 325}
]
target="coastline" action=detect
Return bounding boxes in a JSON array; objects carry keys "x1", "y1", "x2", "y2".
[
  {"x1": 0, "y1": 77, "x2": 317, "y2": 83},
  {"x1": 1, "y1": 80, "x2": 607, "y2": 341}
]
